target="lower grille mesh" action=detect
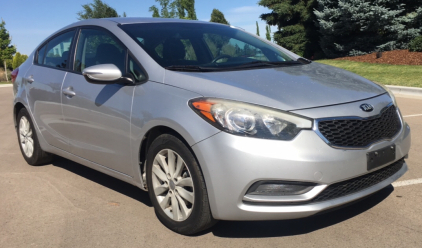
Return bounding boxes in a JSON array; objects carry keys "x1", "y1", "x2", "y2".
[{"x1": 311, "y1": 159, "x2": 404, "y2": 203}]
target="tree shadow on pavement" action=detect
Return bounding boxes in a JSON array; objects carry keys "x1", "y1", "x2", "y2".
[
  {"x1": 52, "y1": 157, "x2": 152, "y2": 207},
  {"x1": 208, "y1": 185, "x2": 394, "y2": 238}
]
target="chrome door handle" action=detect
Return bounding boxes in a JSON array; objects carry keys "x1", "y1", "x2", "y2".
[{"x1": 62, "y1": 87, "x2": 76, "y2": 97}]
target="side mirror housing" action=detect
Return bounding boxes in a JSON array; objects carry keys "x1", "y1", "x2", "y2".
[{"x1": 82, "y1": 64, "x2": 132, "y2": 84}]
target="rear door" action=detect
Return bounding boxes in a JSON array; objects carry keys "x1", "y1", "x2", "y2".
[
  {"x1": 25, "y1": 29, "x2": 76, "y2": 151},
  {"x1": 61, "y1": 27, "x2": 142, "y2": 176}
]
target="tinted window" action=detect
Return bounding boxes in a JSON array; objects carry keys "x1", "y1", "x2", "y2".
[
  {"x1": 74, "y1": 29, "x2": 125, "y2": 73},
  {"x1": 128, "y1": 56, "x2": 146, "y2": 83},
  {"x1": 120, "y1": 23, "x2": 295, "y2": 69},
  {"x1": 42, "y1": 30, "x2": 75, "y2": 68}
]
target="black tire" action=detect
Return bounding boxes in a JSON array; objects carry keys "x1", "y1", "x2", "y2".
[
  {"x1": 16, "y1": 108, "x2": 54, "y2": 166},
  {"x1": 146, "y1": 134, "x2": 217, "y2": 235}
]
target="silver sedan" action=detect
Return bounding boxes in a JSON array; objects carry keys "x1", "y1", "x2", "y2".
[{"x1": 12, "y1": 18, "x2": 410, "y2": 235}]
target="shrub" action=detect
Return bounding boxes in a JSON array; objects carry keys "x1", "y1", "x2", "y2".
[{"x1": 409, "y1": 36, "x2": 422, "y2": 52}]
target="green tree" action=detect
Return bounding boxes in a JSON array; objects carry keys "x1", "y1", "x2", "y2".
[
  {"x1": 256, "y1": 21, "x2": 260, "y2": 36},
  {"x1": 12, "y1": 52, "x2": 28, "y2": 69},
  {"x1": 259, "y1": 0, "x2": 320, "y2": 58},
  {"x1": 177, "y1": 0, "x2": 197, "y2": 20},
  {"x1": 149, "y1": 0, "x2": 197, "y2": 20},
  {"x1": 77, "y1": 0, "x2": 120, "y2": 20},
  {"x1": 0, "y1": 19, "x2": 16, "y2": 82},
  {"x1": 210, "y1": 9, "x2": 229, "y2": 25},
  {"x1": 149, "y1": 0, "x2": 177, "y2": 18},
  {"x1": 265, "y1": 25, "x2": 271, "y2": 41},
  {"x1": 314, "y1": 0, "x2": 421, "y2": 58}
]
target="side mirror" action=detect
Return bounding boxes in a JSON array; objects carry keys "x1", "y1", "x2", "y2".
[{"x1": 82, "y1": 64, "x2": 132, "y2": 84}]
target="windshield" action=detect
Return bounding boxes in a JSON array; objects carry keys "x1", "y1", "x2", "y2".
[{"x1": 120, "y1": 23, "x2": 300, "y2": 71}]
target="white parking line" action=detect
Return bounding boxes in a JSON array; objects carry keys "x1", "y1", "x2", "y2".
[
  {"x1": 0, "y1": 84, "x2": 12, "y2": 88},
  {"x1": 392, "y1": 178, "x2": 422, "y2": 187},
  {"x1": 403, "y1": 114, "x2": 422, "y2": 118}
]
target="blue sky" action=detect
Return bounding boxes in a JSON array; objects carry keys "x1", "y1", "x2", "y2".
[{"x1": 1, "y1": 0, "x2": 272, "y2": 55}]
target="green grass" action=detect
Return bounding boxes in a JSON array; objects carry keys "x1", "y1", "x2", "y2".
[
  {"x1": 317, "y1": 60, "x2": 422, "y2": 88},
  {"x1": 0, "y1": 81, "x2": 11, "y2": 84}
]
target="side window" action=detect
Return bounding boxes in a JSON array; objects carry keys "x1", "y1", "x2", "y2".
[
  {"x1": 74, "y1": 29, "x2": 125, "y2": 73},
  {"x1": 40, "y1": 30, "x2": 75, "y2": 68},
  {"x1": 37, "y1": 45, "x2": 47, "y2": 65},
  {"x1": 128, "y1": 56, "x2": 146, "y2": 83}
]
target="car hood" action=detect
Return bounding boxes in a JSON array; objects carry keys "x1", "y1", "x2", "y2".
[{"x1": 163, "y1": 62, "x2": 386, "y2": 111}]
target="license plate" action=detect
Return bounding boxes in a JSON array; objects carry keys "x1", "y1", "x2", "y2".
[{"x1": 367, "y1": 145, "x2": 396, "y2": 171}]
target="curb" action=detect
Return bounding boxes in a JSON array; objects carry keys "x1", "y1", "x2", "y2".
[
  {"x1": 386, "y1": 85, "x2": 422, "y2": 97},
  {"x1": 0, "y1": 84, "x2": 12, "y2": 88}
]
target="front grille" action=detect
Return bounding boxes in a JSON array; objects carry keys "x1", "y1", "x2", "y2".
[
  {"x1": 311, "y1": 159, "x2": 404, "y2": 203},
  {"x1": 318, "y1": 105, "x2": 401, "y2": 147}
]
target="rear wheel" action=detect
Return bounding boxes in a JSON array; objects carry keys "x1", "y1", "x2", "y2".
[
  {"x1": 17, "y1": 108, "x2": 53, "y2": 165},
  {"x1": 146, "y1": 134, "x2": 216, "y2": 235}
]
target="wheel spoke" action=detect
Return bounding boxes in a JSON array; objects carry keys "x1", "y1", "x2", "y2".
[
  {"x1": 152, "y1": 164, "x2": 168, "y2": 182},
  {"x1": 27, "y1": 142, "x2": 34, "y2": 156},
  {"x1": 176, "y1": 194, "x2": 190, "y2": 219},
  {"x1": 24, "y1": 119, "x2": 30, "y2": 133},
  {"x1": 156, "y1": 154, "x2": 169, "y2": 175},
  {"x1": 152, "y1": 173, "x2": 168, "y2": 196},
  {"x1": 154, "y1": 184, "x2": 169, "y2": 196},
  {"x1": 176, "y1": 177, "x2": 193, "y2": 187},
  {"x1": 176, "y1": 186, "x2": 194, "y2": 203},
  {"x1": 159, "y1": 192, "x2": 171, "y2": 209},
  {"x1": 171, "y1": 194, "x2": 180, "y2": 221},
  {"x1": 174, "y1": 155, "x2": 184, "y2": 178},
  {"x1": 167, "y1": 150, "x2": 176, "y2": 178},
  {"x1": 27, "y1": 128, "x2": 33, "y2": 137}
]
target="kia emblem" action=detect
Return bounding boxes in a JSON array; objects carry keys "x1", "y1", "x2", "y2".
[{"x1": 360, "y1": 103, "x2": 374, "y2": 112}]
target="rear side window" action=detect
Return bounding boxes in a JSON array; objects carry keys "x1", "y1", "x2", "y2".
[
  {"x1": 37, "y1": 45, "x2": 47, "y2": 65},
  {"x1": 74, "y1": 28, "x2": 125, "y2": 73},
  {"x1": 38, "y1": 30, "x2": 75, "y2": 68}
]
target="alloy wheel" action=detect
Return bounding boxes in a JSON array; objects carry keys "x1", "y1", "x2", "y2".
[
  {"x1": 151, "y1": 149, "x2": 194, "y2": 222},
  {"x1": 19, "y1": 116, "x2": 34, "y2": 158}
]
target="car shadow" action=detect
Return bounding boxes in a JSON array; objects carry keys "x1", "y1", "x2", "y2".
[
  {"x1": 206, "y1": 185, "x2": 394, "y2": 238},
  {"x1": 51, "y1": 157, "x2": 152, "y2": 207}
]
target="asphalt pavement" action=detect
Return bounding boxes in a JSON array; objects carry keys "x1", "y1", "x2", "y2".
[{"x1": 1, "y1": 86, "x2": 421, "y2": 247}]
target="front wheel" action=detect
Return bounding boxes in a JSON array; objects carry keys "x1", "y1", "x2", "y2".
[{"x1": 146, "y1": 134, "x2": 216, "y2": 235}]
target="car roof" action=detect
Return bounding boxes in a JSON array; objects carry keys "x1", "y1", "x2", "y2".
[{"x1": 83, "y1": 17, "x2": 219, "y2": 25}]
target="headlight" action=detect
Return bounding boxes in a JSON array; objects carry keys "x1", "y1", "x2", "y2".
[{"x1": 189, "y1": 98, "x2": 313, "y2": 140}]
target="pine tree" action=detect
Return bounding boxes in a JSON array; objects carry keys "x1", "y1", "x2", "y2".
[
  {"x1": 210, "y1": 9, "x2": 229, "y2": 25},
  {"x1": 258, "y1": 0, "x2": 320, "y2": 58},
  {"x1": 256, "y1": 21, "x2": 260, "y2": 36},
  {"x1": 77, "y1": 0, "x2": 120, "y2": 19},
  {"x1": 0, "y1": 19, "x2": 16, "y2": 82},
  {"x1": 314, "y1": 0, "x2": 421, "y2": 58},
  {"x1": 265, "y1": 25, "x2": 271, "y2": 41}
]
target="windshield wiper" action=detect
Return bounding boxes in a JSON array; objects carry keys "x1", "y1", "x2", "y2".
[
  {"x1": 165, "y1": 65, "x2": 219, "y2": 72},
  {"x1": 297, "y1": 57, "x2": 312, "y2": 64},
  {"x1": 229, "y1": 60, "x2": 303, "y2": 69}
]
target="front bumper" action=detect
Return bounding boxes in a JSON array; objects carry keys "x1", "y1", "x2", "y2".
[{"x1": 192, "y1": 109, "x2": 411, "y2": 221}]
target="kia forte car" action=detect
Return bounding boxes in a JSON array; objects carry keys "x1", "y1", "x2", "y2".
[{"x1": 12, "y1": 18, "x2": 411, "y2": 235}]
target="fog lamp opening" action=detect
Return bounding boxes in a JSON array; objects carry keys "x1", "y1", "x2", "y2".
[{"x1": 246, "y1": 181, "x2": 316, "y2": 196}]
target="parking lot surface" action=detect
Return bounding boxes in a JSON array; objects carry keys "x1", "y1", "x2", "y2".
[{"x1": 0, "y1": 87, "x2": 421, "y2": 247}]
